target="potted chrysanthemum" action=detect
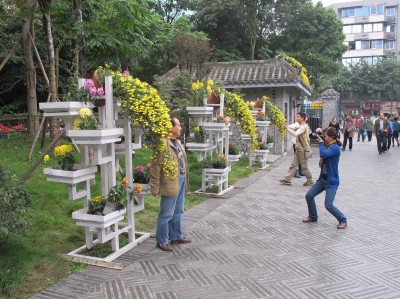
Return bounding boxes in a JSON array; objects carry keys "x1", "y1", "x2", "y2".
[{"x1": 43, "y1": 144, "x2": 97, "y2": 200}]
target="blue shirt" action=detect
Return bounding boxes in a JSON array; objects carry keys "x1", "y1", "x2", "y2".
[{"x1": 318, "y1": 141, "x2": 341, "y2": 190}]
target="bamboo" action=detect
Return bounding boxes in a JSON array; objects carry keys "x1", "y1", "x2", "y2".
[
  {"x1": 0, "y1": 38, "x2": 20, "y2": 73},
  {"x1": 27, "y1": 93, "x2": 51, "y2": 160},
  {"x1": 28, "y1": 32, "x2": 49, "y2": 86},
  {"x1": 19, "y1": 130, "x2": 64, "y2": 184}
]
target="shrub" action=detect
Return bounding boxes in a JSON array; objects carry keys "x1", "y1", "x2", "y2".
[
  {"x1": 229, "y1": 144, "x2": 240, "y2": 155},
  {"x1": 201, "y1": 155, "x2": 228, "y2": 169},
  {"x1": 259, "y1": 142, "x2": 268, "y2": 150},
  {"x1": 0, "y1": 165, "x2": 31, "y2": 242}
]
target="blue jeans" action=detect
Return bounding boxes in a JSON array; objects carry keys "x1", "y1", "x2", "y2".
[
  {"x1": 305, "y1": 179, "x2": 347, "y2": 223},
  {"x1": 156, "y1": 175, "x2": 185, "y2": 244}
]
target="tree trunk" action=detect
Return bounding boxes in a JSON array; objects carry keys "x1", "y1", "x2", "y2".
[
  {"x1": 40, "y1": 0, "x2": 58, "y2": 141},
  {"x1": 22, "y1": 0, "x2": 39, "y2": 135}
]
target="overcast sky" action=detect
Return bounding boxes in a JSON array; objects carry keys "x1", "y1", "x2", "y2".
[{"x1": 314, "y1": 0, "x2": 362, "y2": 7}]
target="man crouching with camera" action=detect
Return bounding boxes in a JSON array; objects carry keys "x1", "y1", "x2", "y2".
[{"x1": 303, "y1": 127, "x2": 348, "y2": 229}]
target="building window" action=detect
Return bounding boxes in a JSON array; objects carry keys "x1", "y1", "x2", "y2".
[
  {"x1": 386, "y1": 25, "x2": 395, "y2": 32},
  {"x1": 355, "y1": 41, "x2": 361, "y2": 50},
  {"x1": 364, "y1": 24, "x2": 372, "y2": 32},
  {"x1": 362, "y1": 40, "x2": 370, "y2": 49},
  {"x1": 343, "y1": 25, "x2": 352, "y2": 34},
  {"x1": 371, "y1": 40, "x2": 383, "y2": 49},
  {"x1": 386, "y1": 40, "x2": 395, "y2": 49},
  {"x1": 353, "y1": 24, "x2": 362, "y2": 33},
  {"x1": 373, "y1": 23, "x2": 383, "y2": 32},
  {"x1": 370, "y1": 5, "x2": 384, "y2": 15},
  {"x1": 386, "y1": 7, "x2": 396, "y2": 16}
]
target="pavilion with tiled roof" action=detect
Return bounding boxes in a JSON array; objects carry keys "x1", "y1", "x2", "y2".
[{"x1": 155, "y1": 56, "x2": 312, "y2": 156}]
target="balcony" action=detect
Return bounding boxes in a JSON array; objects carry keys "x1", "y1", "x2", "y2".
[
  {"x1": 385, "y1": 32, "x2": 396, "y2": 40},
  {"x1": 385, "y1": 15, "x2": 396, "y2": 23}
]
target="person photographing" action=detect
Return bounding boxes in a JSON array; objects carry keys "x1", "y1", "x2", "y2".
[{"x1": 303, "y1": 127, "x2": 347, "y2": 229}]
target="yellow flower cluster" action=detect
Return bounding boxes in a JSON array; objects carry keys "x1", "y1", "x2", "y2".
[
  {"x1": 264, "y1": 99, "x2": 287, "y2": 138},
  {"x1": 191, "y1": 79, "x2": 215, "y2": 106},
  {"x1": 284, "y1": 55, "x2": 311, "y2": 87},
  {"x1": 192, "y1": 81, "x2": 204, "y2": 91},
  {"x1": 90, "y1": 195, "x2": 106, "y2": 203},
  {"x1": 161, "y1": 151, "x2": 179, "y2": 178},
  {"x1": 43, "y1": 154, "x2": 50, "y2": 163},
  {"x1": 54, "y1": 144, "x2": 73, "y2": 158},
  {"x1": 115, "y1": 70, "x2": 171, "y2": 154},
  {"x1": 79, "y1": 108, "x2": 92, "y2": 118},
  {"x1": 224, "y1": 90, "x2": 259, "y2": 150}
]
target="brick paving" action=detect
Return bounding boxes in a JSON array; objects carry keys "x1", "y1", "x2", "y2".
[{"x1": 32, "y1": 139, "x2": 400, "y2": 299}]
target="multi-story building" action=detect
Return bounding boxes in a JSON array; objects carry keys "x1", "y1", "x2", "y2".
[
  {"x1": 328, "y1": 1, "x2": 400, "y2": 116},
  {"x1": 329, "y1": 0, "x2": 399, "y2": 67}
]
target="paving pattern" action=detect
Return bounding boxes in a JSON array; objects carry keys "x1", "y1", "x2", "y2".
[{"x1": 32, "y1": 139, "x2": 400, "y2": 299}]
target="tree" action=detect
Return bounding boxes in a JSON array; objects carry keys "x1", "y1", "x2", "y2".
[
  {"x1": 327, "y1": 58, "x2": 400, "y2": 107},
  {"x1": 149, "y1": 0, "x2": 189, "y2": 24},
  {"x1": 21, "y1": 0, "x2": 40, "y2": 135},
  {"x1": 272, "y1": 2, "x2": 347, "y2": 94}
]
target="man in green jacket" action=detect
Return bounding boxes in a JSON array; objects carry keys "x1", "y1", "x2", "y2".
[
  {"x1": 365, "y1": 117, "x2": 374, "y2": 142},
  {"x1": 150, "y1": 117, "x2": 191, "y2": 251}
]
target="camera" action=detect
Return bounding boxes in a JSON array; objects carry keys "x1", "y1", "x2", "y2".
[{"x1": 310, "y1": 131, "x2": 323, "y2": 139}]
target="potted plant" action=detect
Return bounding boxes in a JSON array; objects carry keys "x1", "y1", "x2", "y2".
[
  {"x1": 92, "y1": 66, "x2": 129, "y2": 101},
  {"x1": 259, "y1": 142, "x2": 269, "y2": 150},
  {"x1": 201, "y1": 154, "x2": 228, "y2": 169},
  {"x1": 72, "y1": 108, "x2": 98, "y2": 130},
  {"x1": 193, "y1": 125, "x2": 206, "y2": 143},
  {"x1": 256, "y1": 111, "x2": 269, "y2": 121},
  {"x1": 228, "y1": 144, "x2": 240, "y2": 155},
  {"x1": 267, "y1": 135, "x2": 275, "y2": 145},
  {"x1": 42, "y1": 144, "x2": 97, "y2": 200},
  {"x1": 133, "y1": 163, "x2": 151, "y2": 193},
  {"x1": 85, "y1": 177, "x2": 134, "y2": 215}
]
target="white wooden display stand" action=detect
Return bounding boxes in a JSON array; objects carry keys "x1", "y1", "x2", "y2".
[
  {"x1": 43, "y1": 166, "x2": 97, "y2": 200},
  {"x1": 41, "y1": 77, "x2": 150, "y2": 268},
  {"x1": 248, "y1": 101, "x2": 271, "y2": 170},
  {"x1": 188, "y1": 94, "x2": 234, "y2": 196}
]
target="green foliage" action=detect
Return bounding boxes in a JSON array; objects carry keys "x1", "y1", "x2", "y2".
[
  {"x1": 201, "y1": 155, "x2": 228, "y2": 169},
  {"x1": 106, "y1": 181, "x2": 131, "y2": 211},
  {"x1": 0, "y1": 165, "x2": 31, "y2": 242},
  {"x1": 193, "y1": 125, "x2": 206, "y2": 143},
  {"x1": 88, "y1": 195, "x2": 107, "y2": 215},
  {"x1": 228, "y1": 144, "x2": 240, "y2": 155}
]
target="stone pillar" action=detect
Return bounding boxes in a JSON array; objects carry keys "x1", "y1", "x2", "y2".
[{"x1": 320, "y1": 88, "x2": 340, "y2": 129}]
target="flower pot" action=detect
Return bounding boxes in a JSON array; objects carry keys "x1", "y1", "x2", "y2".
[
  {"x1": 92, "y1": 70, "x2": 103, "y2": 89},
  {"x1": 254, "y1": 99, "x2": 262, "y2": 108},
  {"x1": 102, "y1": 201, "x2": 119, "y2": 215},
  {"x1": 207, "y1": 91, "x2": 220, "y2": 104},
  {"x1": 43, "y1": 166, "x2": 97, "y2": 185},
  {"x1": 39, "y1": 101, "x2": 94, "y2": 116},
  {"x1": 133, "y1": 183, "x2": 151, "y2": 194},
  {"x1": 94, "y1": 97, "x2": 106, "y2": 107},
  {"x1": 67, "y1": 128, "x2": 124, "y2": 145},
  {"x1": 72, "y1": 207, "x2": 126, "y2": 229}
]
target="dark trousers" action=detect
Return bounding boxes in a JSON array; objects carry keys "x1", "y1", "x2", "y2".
[
  {"x1": 376, "y1": 131, "x2": 388, "y2": 153},
  {"x1": 357, "y1": 129, "x2": 365, "y2": 141},
  {"x1": 342, "y1": 131, "x2": 352, "y2": 150},
  {"x1": 367, "y1": 131, "x2": 373, "y2": 141}
]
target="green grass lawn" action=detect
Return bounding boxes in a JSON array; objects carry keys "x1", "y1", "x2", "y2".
[{"x1": 0, "y1": 134, "x2": 259, "y2": 299}]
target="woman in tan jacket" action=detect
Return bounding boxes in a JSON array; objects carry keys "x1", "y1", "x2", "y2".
[{"x1": 150, "y1": 117, "x2": 191, "y2": 251}]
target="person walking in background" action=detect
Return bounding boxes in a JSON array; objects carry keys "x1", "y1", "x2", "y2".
[
  {"x1": 392, "y1": 116, "x2": 400, "y2": 147},
  {"x1": 151, "y1": 117, "x2": 191, "y2": 251},
  {"x1": 287, "y1": 120, "x2": 302, "y2": 178},
  {"x1": 388, "y1": 116, "x2": 395, "y2": 149},
  {"x1": 357, "y1": 117, "x2": 366, "y2": 142},
  {"x1": 329, "y1": 117, "x2": 341, "y2": 139},
  {"x1": 366, "y1": 117, "x2": 374, "y2": 142},
  {"x1": 373, "y1": 113, "x2": 390, "y2": 155},
  {"x1": 303, "y1": 127, "x2": 347, "y2": 229},
  {"x1": 341, "y1": 114, "x2": 355, "y2": 151},
  {"x1": 280, "y1": 112, "x2": 314, "y2": 187}
]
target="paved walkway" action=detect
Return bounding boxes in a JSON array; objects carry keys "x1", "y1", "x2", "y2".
[{"x1": 33, "y1": 138, "x2": 400, "y2": 299}]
